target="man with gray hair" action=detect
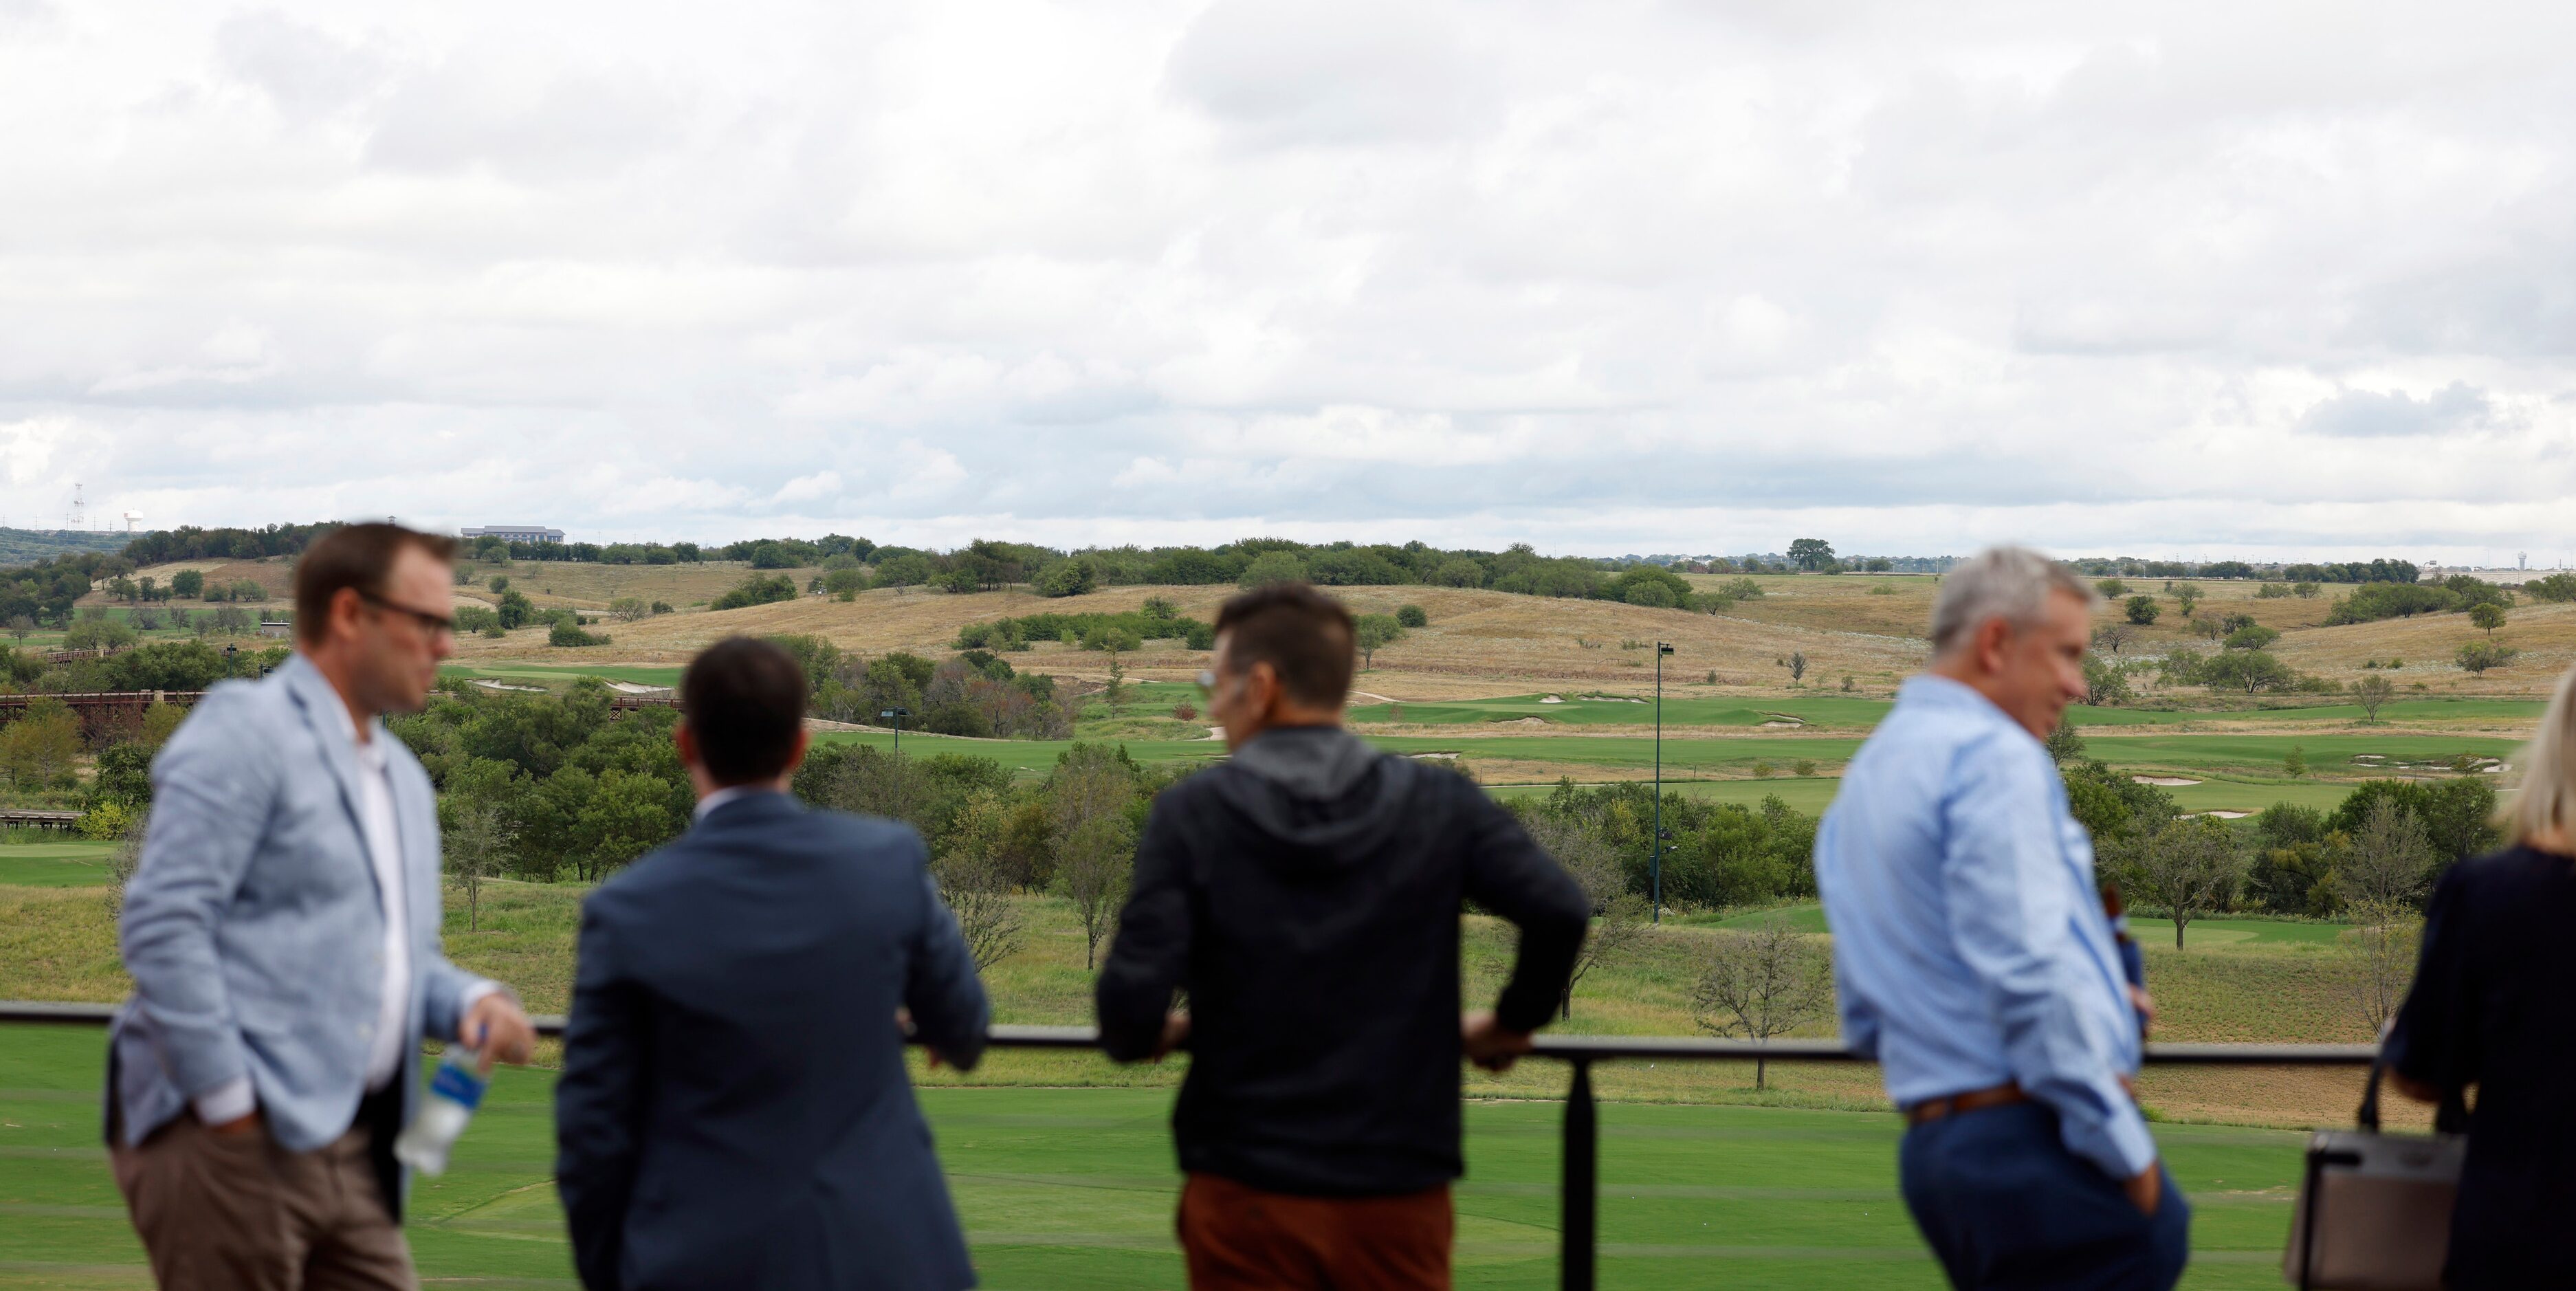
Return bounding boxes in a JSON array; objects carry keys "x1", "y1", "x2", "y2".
[{"x1": 1816, "y1": 546, "x2": 2188, "y2": 1289}]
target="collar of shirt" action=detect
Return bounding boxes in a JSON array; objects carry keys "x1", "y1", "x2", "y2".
[
  {"x1": 694, "y1": 784, "x2": 780, "y2": 821},
  {"x1": 317, "y1": 685, "x2": 390, "y2": 773}
]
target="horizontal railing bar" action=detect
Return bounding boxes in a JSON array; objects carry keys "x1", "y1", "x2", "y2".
[{"x1": 0, "y1": 1002, "x2": 2379, "y2": 1064}]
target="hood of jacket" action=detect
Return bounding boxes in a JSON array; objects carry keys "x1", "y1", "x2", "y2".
[{"x1": 1213, "y1": 725, "x2": 1416, "y2": 863}]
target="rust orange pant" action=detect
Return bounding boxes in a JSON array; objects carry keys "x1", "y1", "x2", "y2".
[{"x1": 1177, "y1": 1171, "x2": 1454, "y2": 1290}]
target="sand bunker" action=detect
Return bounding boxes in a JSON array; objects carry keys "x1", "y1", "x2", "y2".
[
  {"x1": 1540, "y1": 695, "x2": 1564, "y2": 704},
  {"x1": 472, "y1": 679, "x2": 544, "y2": 693},
  {"x1": 1508, "y1": 716, "x2": 1548, "y2": 725},
  {"x1": 2133, "y1": 775, "x2": 2201, "y2": 786},
  {"x1": 604, "y1": 681, "x2": 670, "y2": 694},
  {"x1": 1411, "y1": 751, "x2": 1460, "y2": 760},
  {"x1": 2187, "y1": 810, "x2": 2253, "y2": 820}
]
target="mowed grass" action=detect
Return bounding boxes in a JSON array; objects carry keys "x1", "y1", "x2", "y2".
[
  {"x1": 1352, "y1": 693, "x2": 2546, "y2": 732},
  {"x1": 0, "y1": 842, "x2": 114, "y2": 888},
  {"x1": 442, "y1": 663, "x2": 685, "y2": 688},
  {"x1": 0, "y1": 1023, "x2": 2322, "y2": 1290}
]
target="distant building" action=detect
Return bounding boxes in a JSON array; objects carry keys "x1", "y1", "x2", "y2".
[
  {"x1": 461, "y1": 525, "x2": 566, "y2": 544},
  {"x1": 257, "y1": 621, "x2": 293, "y2": 639}
]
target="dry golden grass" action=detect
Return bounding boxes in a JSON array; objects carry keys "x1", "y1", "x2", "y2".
[
  {"x1": 2271, "y1": 599, "x2": 2576, "y2": 696},
  {"x1": 79, "y1": 560, "x2": 291, "y2": 607},
  {"x1": 455, "y1": 580, "x2": 1934, "y2": 698},
  {"x1": 452, "y1": 559, "x2": 822, "y2": 613}
]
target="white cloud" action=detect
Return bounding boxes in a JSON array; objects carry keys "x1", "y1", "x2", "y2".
[{"x1": 0, "y1": 0, "x2": 2571, "y2": 562}]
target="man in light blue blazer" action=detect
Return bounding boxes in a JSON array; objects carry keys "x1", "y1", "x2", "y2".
[{"x1": 107, "y1": 522, "x2": 536, "y2": 1291}]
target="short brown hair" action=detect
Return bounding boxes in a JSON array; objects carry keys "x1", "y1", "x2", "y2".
[
  {"x1": 294, "y1": 522, "x2": 460, "y2": 643},
  {"x1": 681, "y1": 637, "x2": 809, "y2": 785},
  {"x1": 1213, "y1": 582, "x2": 1355, "y2": 708}
]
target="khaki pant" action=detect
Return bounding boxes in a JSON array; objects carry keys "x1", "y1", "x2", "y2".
[
  {"x1": 1177, "y1": 1172, "x2": 1453, "y2": 1291},
  {"x1": 111, "y1": 1114, "x2": 415, "y2": 1291}
]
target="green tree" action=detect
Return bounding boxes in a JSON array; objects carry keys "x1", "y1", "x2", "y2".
[
  {"x1": 1785, "y1": 651, "x2": 1807, "y2": 682},
  {"x1": 442, "y1": 798, "x2": 516, "y2": 933},
  {"x1": 0, "y1": 698, "x2": 82, "y2": 789},
  {"x1": 930, "y1": 790, "x2": 1026, "y2": 970},
  {"x1": 2115, "y1": 816, "x2": 2245, "y2": 948},
  {"x1": 2285, "y1": 744, "x2": 2308, "y2": 778},
  {"x1": 2081, "y1": 654, "x2": 2132, "y2": 706},
  {"x1": 2200, "y1": 650, "x2": 2296, "y2": 695},
  {"x1": 1237, "y1": 551, "x2": 1307, "y2": 588},
  {"x1": 2124, "y1": 595, "x2": 2161, "y2": 626},
  {"x1": 2222, "y1": 624, "x2": 2280, "y2": 651},
  {"x1": 2350, "y1": 673, "x2": 2395, "y2": 723},
  {"x1": 1354, "y1": 613, "x2": 1405, "y2": 667},
  {"x1": 1396, "y1": 604, "x2": 1428, "y2": 628},
  {"x1": 1033, "y1": 560, "x2": 1097, "y2": 598},
  {"x1": 608, "y1": 596, "x2": 651, "y2": 623},
  {"x1": 2469, "y1": 602, "x2": 2507, "y2": 635},
  {"x1": 569, "y1": 767, "x2": 679, "y2": 881},
  {"x1": 1785, "y1": 539, "x2": 1836, "y2": 571},
  {"x1": 169, "y1": 570, "x2": 204, "y2": 598},
  {"x1": 2043, "y1": 721, "x2": 2086, "y2": 764},
  {"x1": 2456, "y1": 640, "x2": 2518, "y2": 676},
  {"x1": 2172, "y1": 584, "x2": 2201, "y2": 617},
  {"x1": 1056, "y1": 813, "x2": 1136, "y2": 971},
  {"x1": 823, "y1": 567, "x2": 867, "y2": 601},
  {"x1": 2095, "y1": 578, "x2": 2127, "y2": 597}
]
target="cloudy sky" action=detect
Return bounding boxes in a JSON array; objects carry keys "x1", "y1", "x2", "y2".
[{"x1": 2, "y1": 1, "x2": 2571, "y2": 563}]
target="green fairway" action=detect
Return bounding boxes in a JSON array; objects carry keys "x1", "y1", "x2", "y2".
[
  {"x1": 443, "y1": 663, "x2": 684, "y2": 687},
  {"x1": 0, "y1": 1023, "x2": 2314, "y2": 1289},
  {"x1": 1352, "y1": 693, "x2": 2544, "y2": 732},
  {"x1": 0, "y1": 841, "x2": 114, "y2": 888}
]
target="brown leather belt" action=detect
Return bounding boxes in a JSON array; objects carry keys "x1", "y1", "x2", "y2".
[{"x1": 1904, "y1": 1081, "x2": 2029, "y2": 1127}]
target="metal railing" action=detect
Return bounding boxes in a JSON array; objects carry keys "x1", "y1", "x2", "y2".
[{"x1": 0, "y1": 1002, "x2": 2378, "y2": 1291}]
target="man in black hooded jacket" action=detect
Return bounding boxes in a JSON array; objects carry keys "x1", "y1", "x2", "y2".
[{"x1": 1096, "y1": 582, "x2": 1591, "y2": 1290}]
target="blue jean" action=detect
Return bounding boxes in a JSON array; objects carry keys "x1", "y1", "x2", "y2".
[{"x1": 1899, "y1": 1101, "x2": 2190, "y2": 1291}]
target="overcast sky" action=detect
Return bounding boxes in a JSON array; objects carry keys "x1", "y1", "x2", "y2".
[{"x1": 3, "y1": 1, "x2": 2571, "y2": 563}]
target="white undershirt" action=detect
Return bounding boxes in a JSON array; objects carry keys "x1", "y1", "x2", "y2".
[{"x1": 192, "y1": 693, "x2": 489, "y2": 1126}]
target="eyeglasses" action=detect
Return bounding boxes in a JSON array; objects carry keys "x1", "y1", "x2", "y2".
[{"x1": 357, "y1": 589, "x2": 455, "y2": 637}]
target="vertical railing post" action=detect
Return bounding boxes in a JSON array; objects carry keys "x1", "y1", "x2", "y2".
[{"x1": 1560, "y1": 1058, "x2": 1597, "y2": 1291}]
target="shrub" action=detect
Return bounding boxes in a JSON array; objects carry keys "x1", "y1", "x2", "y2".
[
  {"x1": 1396, "y1": 604, "x2": 1428, "y2": 628},
  {"x1": 2456, "y1": 641, "x2": 2518, "y2": 676},
  {"x1": 1237, "y1": 552, "x2": 1306, "y2": 588},
  {"x1": 2124, "y1": 595, "x2": 2161, "y2": 626},
  {"x1": 712, "y1": 574, "x2": 799, "y2": 611},
  {"x1": 551, "y1": 620, "x2": 610, "y2": 648},
  {"x1": 1033, "y1": 560, "x2": 1097, "y2": 598}
]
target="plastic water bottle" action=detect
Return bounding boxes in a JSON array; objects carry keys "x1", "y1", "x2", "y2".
[{"x1": 393, "y1": 1047, "x2": 485, "y2": 1177}]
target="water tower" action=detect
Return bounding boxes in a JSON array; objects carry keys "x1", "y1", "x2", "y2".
[{"x1": 122, "y1": 511, "x2": 145, "y2": 533}]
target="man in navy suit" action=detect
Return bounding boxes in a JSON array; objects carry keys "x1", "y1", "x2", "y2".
[{"x1": 555, "y1": 637, "x2": 991, "y2": 1291}]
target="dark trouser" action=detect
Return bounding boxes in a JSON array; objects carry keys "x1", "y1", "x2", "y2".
[
  {"x1": 1900, "y1": 1101, "x2": 2189, "y2": 1291},
  {"x1": 110, "y1": 1089, "x2": 415, "y2": 1291},
  {"x1": 1177, "y1": 1171, "x2": 1453, "y2": 1290}
]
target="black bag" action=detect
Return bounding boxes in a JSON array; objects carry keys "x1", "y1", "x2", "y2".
[{"x1": 2282, "y1": 1055, "x2": 2467, "y2": 1290}]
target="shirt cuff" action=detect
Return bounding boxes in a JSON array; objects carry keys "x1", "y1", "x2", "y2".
[
  {"x1": 2071, "y1": 1101, "x2": 2160, "y2": 1180},
  {"x1": 192, "y1": 1076, "x2": 256, "y2": 1126},
  {"x1": 456, "y1": 981, "x2": 506, "y2": 1042}
]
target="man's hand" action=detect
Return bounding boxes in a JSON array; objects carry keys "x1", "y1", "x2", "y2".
[
  {"x1": 1462, "y1": 1011, "x2": 1534, "y2": 1073},
  {"x1": 2129, "y1": 984, "x2": 2156, "y2": 1039},
  {"x1": 462, "y1": 993, "x2": 536, "y2": 1074},
  {"x1": 2122, "y1": 1163, "x2": 2163, "y2": 1217},
  {"x1": 1150, "y1": 1011, "x2": 1191, "y2": 1063},
  {"x1": 206, "y1": 1109, "x2": 263, "y2": 1139}
]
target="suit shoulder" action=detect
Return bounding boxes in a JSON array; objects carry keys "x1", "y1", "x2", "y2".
[
  {"x1": 804, "y1": 808, "x2": 931, "y2": 865},
  {"x1": 154, "y1": 679, "x2": 288, "y2": 778}
]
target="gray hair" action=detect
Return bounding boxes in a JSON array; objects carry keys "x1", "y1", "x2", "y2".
[{"x1": 1930, "y1": 546, "x2": 2097, "y2": 655}]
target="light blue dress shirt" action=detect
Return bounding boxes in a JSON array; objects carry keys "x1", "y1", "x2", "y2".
[{"x1": 1816, "y1": 675, "x2": 2155, "y2": 1180}]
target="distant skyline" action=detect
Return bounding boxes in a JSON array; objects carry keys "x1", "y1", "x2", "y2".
[{"x1": 3, "y1": 1, "x2": 2572, "y2": 561}]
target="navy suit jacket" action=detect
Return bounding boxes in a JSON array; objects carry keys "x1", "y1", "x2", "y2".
[{"x1": 555, "y1": 793, "x2": 990, "y2": 1291}]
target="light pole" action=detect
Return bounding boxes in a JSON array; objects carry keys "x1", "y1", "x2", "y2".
[
  {"x1": 1653, "y1": 641, "x2": 1674, "y2": 923},
  {"x1": 880, "y1": 706, "x2": 910, "y2": 753}
]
